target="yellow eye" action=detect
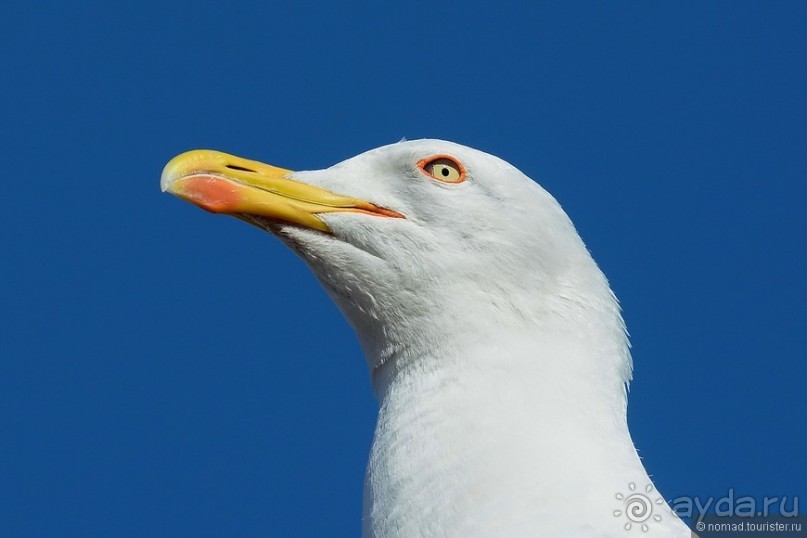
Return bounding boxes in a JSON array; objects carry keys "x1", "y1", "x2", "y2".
[{"x1": 417, "y1": 156, "x2": 466, "y2": 183}]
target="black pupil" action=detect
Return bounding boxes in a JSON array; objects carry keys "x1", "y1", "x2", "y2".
[{"x1": 441, "y1": 167, "x2": 450, "y2": 176}]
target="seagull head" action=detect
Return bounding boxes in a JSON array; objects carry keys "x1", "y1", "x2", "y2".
[
  {"x1": 162, "y1": 139, "x2": 629, "y2": 392},
  {"x1": 159, "y1": 139, "x2": 688, "y2": 536}
]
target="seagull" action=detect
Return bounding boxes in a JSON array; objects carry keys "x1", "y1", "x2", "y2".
[{"x1": 161, "y1": 140, "x2": 691, "y2": 537}]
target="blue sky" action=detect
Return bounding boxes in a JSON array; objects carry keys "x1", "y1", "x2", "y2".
[{"x1": 2, "y1": 1, "x2": 805, "y2": 536}]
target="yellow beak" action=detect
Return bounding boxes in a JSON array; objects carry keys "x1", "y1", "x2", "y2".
[{"x1": 161, "y1": 149, "x2": 402, "y2": 233}]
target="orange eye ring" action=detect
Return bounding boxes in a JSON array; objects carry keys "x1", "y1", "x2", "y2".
[{"x1": 417, "y1": 155, "x2": 467, "y2": 183}]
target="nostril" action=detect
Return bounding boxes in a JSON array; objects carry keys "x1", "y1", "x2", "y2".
[{"x1": 225, "y1": 164, "x2": 256, "y2": 173}]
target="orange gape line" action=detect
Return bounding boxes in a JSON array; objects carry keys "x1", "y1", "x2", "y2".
[
  {"x1": 361, "y1": 206, "x2": 405, "y2": 219},
  {"x1": 175, "y1": 175, "x2": 243, "y2": 214}
]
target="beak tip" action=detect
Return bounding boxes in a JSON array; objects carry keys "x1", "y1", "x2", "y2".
[
  {"x1": 160, "y1": 177, "x2": 172, "y2": 194},
  {"x1": 161, "y1": 160, "x2": 182, "y2": 194},
  {"x1": 161, "y1": 149, "x2": 213, "y2": 194}
]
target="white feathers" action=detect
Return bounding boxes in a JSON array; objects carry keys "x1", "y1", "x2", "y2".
[{"x1": 268, "y1": 140, "x2": 689, "y2": 536}]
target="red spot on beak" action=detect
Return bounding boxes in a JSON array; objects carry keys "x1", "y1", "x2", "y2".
[{"x1": 174, "y1": 175, "x2": 243, "y2": 213}]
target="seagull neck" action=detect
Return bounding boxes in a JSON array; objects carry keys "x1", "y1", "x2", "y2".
[
  {"x1": 372, "y1": 330, "x2": 633, "y2": 454},
  {"x1": 362, "y1": 331, "x2": 652, "y2": 536}
]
